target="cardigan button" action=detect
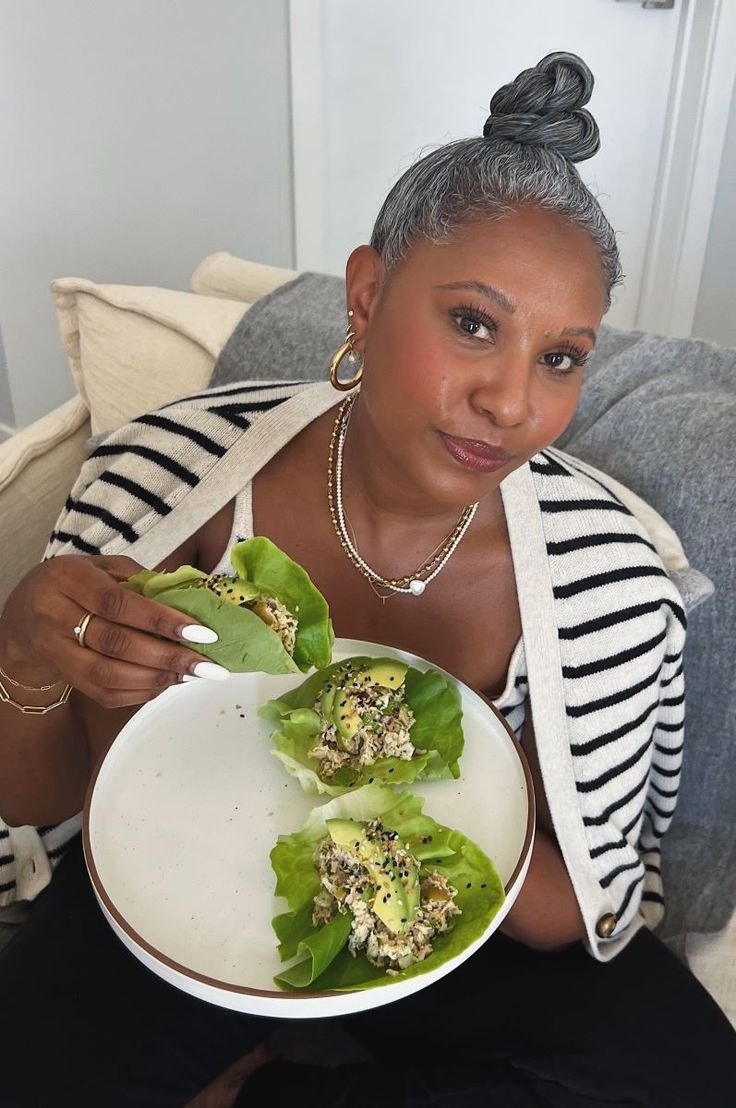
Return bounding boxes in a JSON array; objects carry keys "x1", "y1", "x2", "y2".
[{"x1": 596, "y1": 913, "x2": 617, "y2": 938}]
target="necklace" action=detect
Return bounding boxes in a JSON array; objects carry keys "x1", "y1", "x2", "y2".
[{"x1": 327, "y1": 393, "x2": 478, "y2": 597}]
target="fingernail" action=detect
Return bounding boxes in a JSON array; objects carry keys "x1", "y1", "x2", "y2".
[
  {"x1": 192, "y1": 661, "x2": 230, "y2": 681},
  {"x1": 181, "y1": 624, "x2": 219, "y2": 644},
  {"x1": 181, "y1": 674, "x2": 198, "y2": 683}
]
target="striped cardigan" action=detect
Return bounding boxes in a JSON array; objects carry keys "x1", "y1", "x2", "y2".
[{"x1": 1, "y1": 381, "x2": 687, "y2": 961}]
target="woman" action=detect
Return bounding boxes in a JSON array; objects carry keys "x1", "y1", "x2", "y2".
[{"x1": 0, "y1": 52, "x2": 733, "y2": 1107}]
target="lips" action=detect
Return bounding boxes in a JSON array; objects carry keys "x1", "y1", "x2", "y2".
[{"x1": 438, "y1": 432, "x2": 512, "y2": 474}]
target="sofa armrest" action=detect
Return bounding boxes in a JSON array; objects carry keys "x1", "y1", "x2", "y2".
[
  {"x1": 0, "y1": 396, "x2": 90, "y2": 610},
  {"x1": 190, "y1": 252, "x2": 299, "y2": 304}
]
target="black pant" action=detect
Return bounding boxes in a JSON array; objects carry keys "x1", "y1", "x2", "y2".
[{"x1": 1, "y1": 837, "x2": 733, "y2": 1108}]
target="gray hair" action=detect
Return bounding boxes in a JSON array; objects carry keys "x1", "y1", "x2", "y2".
[{"x1": 370, "y1": 52, "x2": 623, "y2": 305}]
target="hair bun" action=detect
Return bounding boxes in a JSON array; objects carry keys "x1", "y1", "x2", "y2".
[{"x1": 483, "y1": 51, "x2": 600, "y2": 163}]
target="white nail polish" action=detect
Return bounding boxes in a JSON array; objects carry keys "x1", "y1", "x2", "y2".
[
  {"x1": 181, "y1": 624, "x2": 219, "y2": 644},
  {"x1": 192, "y1": 661, "x2": 230, "y2": 681}
]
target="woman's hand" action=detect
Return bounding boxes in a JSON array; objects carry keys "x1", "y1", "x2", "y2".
[{"x1": 1, "y1": 553, "x2": 224, "y2": 709}]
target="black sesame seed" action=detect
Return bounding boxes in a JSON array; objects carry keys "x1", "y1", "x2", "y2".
[
  {"x1": 481, "y1": 883, "x2": 487, "y2": 888},
  {"x1": 388, "y1": 768, "x2": 395, "y2": 774},
  {"x1": 368, "y1": 778, "x2": 374, "y2": 784},
  {"x1": 401, "y1": 917, "x2": 407, "y2": 924},
  {"x1": 466, "y1": 882, "x2": 472, "y2": 889}
]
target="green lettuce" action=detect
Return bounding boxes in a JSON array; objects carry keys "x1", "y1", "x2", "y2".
[
  {"x1": 124, "y1": 537, "x2": 334, "y2": 674},
  {"x1": 259, "y1": 657, "x2": 464, "y2": 794},
  {"x1": 270, "y1": 785, "x2": 504, "y2": 991}
]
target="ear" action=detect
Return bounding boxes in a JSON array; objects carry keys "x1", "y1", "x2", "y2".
[{"x1": 344, "y1": 245, "x2": 385, "y2": 352}]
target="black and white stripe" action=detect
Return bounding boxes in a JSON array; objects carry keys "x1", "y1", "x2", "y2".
[
  {"x1": 528, "y1": 445, "x2": 685, "y2": 938},
  {"x1": 44, "y1": 382, "x2": 307, "y2": 560}
]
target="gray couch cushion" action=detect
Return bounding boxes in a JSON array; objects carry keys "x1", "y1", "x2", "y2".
[
  {"x1": 210, "y1": 273, "x2": 345, "y2": 387},
  {"x1": 208, "y1": 274, "x2": 735, "y2": 945}
]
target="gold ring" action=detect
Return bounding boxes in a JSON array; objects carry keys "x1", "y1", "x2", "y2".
[{"x1": 73, "y1": 612, "x2": 94, "y2": 649}]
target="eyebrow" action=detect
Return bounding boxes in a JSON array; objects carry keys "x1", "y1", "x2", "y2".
[
  {"x1": 435, "y1": 281, "x2": 516, "y2": 314},
  {"x1": 560, "y1": 326, "x2": 597, "y2": 343},
  {"x1": 436, "y1": 281, "x2": 597, "y2": 342}
]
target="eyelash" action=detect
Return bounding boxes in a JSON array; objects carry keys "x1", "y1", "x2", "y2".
[{"x1": 449, "y1": 303, "x2": 589, "y2": 376}]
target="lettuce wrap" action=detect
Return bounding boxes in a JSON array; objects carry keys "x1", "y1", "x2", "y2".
[
  {"x1": 259, "y1": 656, "x2": 464, "y2": 795},
  {"x1": 124, "y1": 537, "x2": 333, "y2": 675},
  {"x1": 270, "y1": 784, "x2": 504, "y2": 991}
]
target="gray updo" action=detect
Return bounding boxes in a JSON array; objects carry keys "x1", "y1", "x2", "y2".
[{"x1": 370, "y1": 52, "x2": 622, "y2": 305}]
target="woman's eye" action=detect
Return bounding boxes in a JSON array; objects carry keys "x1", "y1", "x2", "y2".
[
  {"x1": 460, "y1": 316, "x2": 489, "y2": 339},
  {"x1": 542, "y1": 350, "x2": 587, "y2": 376},
  {"x1": 450, "y1": 308, "x2": 497, "y2": 342}
]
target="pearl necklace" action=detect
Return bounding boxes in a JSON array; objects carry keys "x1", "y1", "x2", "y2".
[{"x1": 327, "y1": 394, "x2": 478, "y2": 597}]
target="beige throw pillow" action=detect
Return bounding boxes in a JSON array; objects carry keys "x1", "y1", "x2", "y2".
[
  {"x1": 190, "y1": 252, "x2": 299, "y2": 304},
  {"x1": 52, "y1": 278, "x2": 248, "y2": 436}
]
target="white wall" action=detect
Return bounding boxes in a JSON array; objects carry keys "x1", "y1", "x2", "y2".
[
  {"x1": 297, "y1": 0, "x2": 682, "y2": 332},
  {"x1": 692, "y1": 78, "x2": 736, "y2": 348},
  {"x1": 0, "y1": 0, "x2": 294, "y2": 429}
]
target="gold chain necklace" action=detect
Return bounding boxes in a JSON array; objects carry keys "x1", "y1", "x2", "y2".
[{"x1": 327, "y1": 394, "x2": 478, "y2": 597}]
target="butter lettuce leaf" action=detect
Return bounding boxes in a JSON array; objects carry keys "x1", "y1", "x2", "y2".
[
  {"x1": 270, "y1": 785, "x2": 504, "y2": 992},
  {"x1": 259, "y1": 657, "x2": 463, "y2": 794},
  {"x1": 124, "y1": 537, "x2": 333, "y2": 675}
]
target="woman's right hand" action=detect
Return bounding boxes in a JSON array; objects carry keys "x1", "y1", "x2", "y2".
[{"x1": 1, "y1": 554, "x2": 225, "y2": 708}]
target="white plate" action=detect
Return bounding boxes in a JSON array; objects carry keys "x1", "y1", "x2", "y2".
[{"x1": 84, "y1": 638, "x2": 535, "y2": 1018}]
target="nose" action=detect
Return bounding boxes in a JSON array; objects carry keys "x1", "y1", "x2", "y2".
[{"x1": 470, "y1": 358, "x2": 531, "y2": 429}]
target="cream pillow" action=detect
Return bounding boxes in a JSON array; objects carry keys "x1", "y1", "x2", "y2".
[
  {"x1": 52, "y1": 278, "x2": 248, "y2": 436},
  {"x1": 190, "y1": 252, "x2": 299, "y2": 304}
]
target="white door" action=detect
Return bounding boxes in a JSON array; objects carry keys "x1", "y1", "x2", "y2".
[{"x1": 289, "y1": 0, "x2": 732, "y2": 333}]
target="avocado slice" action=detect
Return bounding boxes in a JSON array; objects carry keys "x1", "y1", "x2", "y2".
[
  {"x1": 333, "y1": 690, "x2": 362, "y2": 742},
  {"x1": 319, "y1": 680, "x2": 337, "y2": 721},
  {"x1": 199, "y1": 575, "x2": 261, "y2": 606},
  {"x1": 362, "y1": 660, "x2": 408, "y2": 690},
  {"x1": 326, "y1": 818, "x2": 419, "y2": 935},
  {"x1": 326, "y1": 818, "x2": 367, "y2": 850}
]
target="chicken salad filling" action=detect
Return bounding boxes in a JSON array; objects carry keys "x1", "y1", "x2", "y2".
[
  {"x1": 310, "y1": 664, "x2": 424, "y2": 779},
  {"x1": 312, "y1": 819, "x2": 461, "y2": 975}
]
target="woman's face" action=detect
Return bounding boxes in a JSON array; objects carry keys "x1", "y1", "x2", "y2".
[{"x1": 346, "y1": 206, "x2": 608, "y2": 508}]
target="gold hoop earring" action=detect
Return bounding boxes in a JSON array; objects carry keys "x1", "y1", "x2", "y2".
[{"x1": 329, "y1": 310, "x2": 363, "y2": 391}]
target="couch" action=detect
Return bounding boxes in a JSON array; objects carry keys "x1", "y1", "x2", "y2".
[{"x1": 0, "y1": 252, "x2": 734, "y2": 1025}]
